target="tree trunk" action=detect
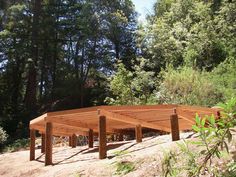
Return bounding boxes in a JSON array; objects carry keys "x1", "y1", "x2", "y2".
[{"x1": 25, "y1": 0, "x2": 42, "y2": 113}]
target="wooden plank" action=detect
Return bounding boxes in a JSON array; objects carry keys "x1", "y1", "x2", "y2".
[
  {"x1": 102, "y1": 104, "x2": 177, "y2": 111},
  {"x1": 88, "y1": 129, "x2": 93, "y2": 148},
  {"x1": 178, "y1": 105, "x2": 219, "y2": 114},
  {"x1": 100, "y1": 110, "x2": 171, "y2": 132},
  {"x1": 41, "y1": 133, "x2": 45, "y2": 153},
  {"x1": 45, "y1": 122, "x2": 53, "y2": 166},
  {"x1": 30, "y1": 113, "x2": 47, "y2": 125},
  {"x1": 30, "y1": 129, "x2": 36, "y2": 161},
  {"x1": 170, "y1": 114, "x2": 180, "y2": 141},
  {"x1": 45, "y1": 116, "x2": 114, "y2": 133},
  {"x1": 30, "y1": 123, "x2": 89, "y2": 136},
  {"x1": 135, "y1": 125, "x2": 142, "y2": 143},
  {"x1": 99, "y1": 115, "x2": 107, "y2": 159},
  {"x1": 47, "y1": 106, "x2": 103, "y2": 117}
]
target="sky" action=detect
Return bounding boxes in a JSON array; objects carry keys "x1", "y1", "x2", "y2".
[{"x1": 132, "y1": 0, "x2": 156, "y2": 21}]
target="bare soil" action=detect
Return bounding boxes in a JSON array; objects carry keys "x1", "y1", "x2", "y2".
[{"x1": 0, "y1": 133, "x2": 193, "y2": 177}]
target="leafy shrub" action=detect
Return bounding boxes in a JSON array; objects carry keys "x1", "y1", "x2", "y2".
[
  {"x1": 158, "y1": 67, "x2": 223, "y2": 106},
  {"x1": 4, "y1": 138, "x2": 30, "y2": 152},
  {"x1": 161, "y1": 98, "x2": 236, "y2": 176},
  {"x1": 106, "y1": 61, "x2": 157, "y2": 105},
  {"x1": 0, "y1": 126, "x2": 8, "y2": 144},
  {"x1": 210, "y1": 59, "x2": 236, "y2": 101}
]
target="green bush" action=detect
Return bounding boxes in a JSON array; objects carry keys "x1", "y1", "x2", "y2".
[
  {"x1": 158, "y1": 67, "x2": 223, "y2": 106},
  {"x1": 0, "y1": 126, "x2": 8, "y2": 144},
  {"x1": 210, "y1": 59, "x2": 236, "y2": 101},
  {"x1": 3, "y1": 138, "x2": 30, "y2": 152}
]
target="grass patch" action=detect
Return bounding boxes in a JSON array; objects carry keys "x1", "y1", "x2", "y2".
[
  {"x1": 114, "y1": 161, "x2": 135, "y2": 175},
  {"x1": 112, "y1": 150, "x2": 129, "y2": 157}
]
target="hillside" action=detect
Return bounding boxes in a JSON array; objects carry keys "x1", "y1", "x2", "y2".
[{"x1": 0, "y1": 133, "x2": 194, "y2": 177}]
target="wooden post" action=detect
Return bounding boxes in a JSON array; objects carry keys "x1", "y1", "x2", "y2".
[
  {"x1": 170, "y1": 114, "x2": 180, "y2": 141},
  {"x1": 99, "y1": 115, "x2": 107, "y2": 159},
  {"x1": 118, "y1": 133, "x2": 124, "y2": 141},
  {"x1": 69, "y1": 136, "x2": 72, "y2": 146},
  {"x1": 45, "y1": 122, "x2": 53, "y2": 166},
  {"x1": 72, "y1": 134, "x2": 77, "y2": 148},
  {"x1": 30, "y1": 129, "x2": 36, "y2": 161},
  {"x1": 88, "y1": 129, "x2": 94, "y2": 148},
  {"x1": 135, "y1": 124, "x2": 142, "y2": 143},
  {"x1": 41, "y1": 133, "x2": 45, "y2": 153}
]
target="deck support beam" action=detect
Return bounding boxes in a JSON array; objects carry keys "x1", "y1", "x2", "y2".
[
  {"x1": 45, "y1": 122, "x2": 53, "y2": 166},
  {"x1": 72, "y1": 134, "x2": 77, "y2": 148},
  {"x1": 135, "y1": 124, "x2": 142, "y2": 143},
  {"x1": 88, "y1": 129, "x2": 94, "y2": 148},
  {"x1": 30, "y1": 129, "x2": 36, "y2": 161},
  {"x1": 99, "y1": 115, "x2": 107, "y2": 159},
  {"x1": 41, "y1": 133, "x2": 45, "y2": 153},
  {"x1": 170, "y1": 114, "x2": 180, "y2": 141}
]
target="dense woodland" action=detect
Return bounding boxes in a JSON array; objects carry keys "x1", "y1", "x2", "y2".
[{"x1": 0, "y1": 0, "x2": 235, "y2": 142}]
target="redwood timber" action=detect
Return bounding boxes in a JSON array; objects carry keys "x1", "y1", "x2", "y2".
[
  {"x1": 88, "y1": 129, "x2": 94, "y2": 148},
  {"x1": 45, "y1": 122, "x2": 53, "y2": 165},
  {"x1": 99, "y1": 115, "x2": 107, "y2": 159},
  {"x1": 170, "y1": 114, "x2": 180, "y2": 141},
  {"x1": 101, "y1": 109, "x2": 170, "y2": 132},
  {"x1": 41, "y1": 133, "x2": 45, "y2": 153},
  {"x1": 118, "y1": 133, "x2": 124, "y2": 141},
  {"x1": 69, "y1": 136, "x2": 72, "y2": 146},
  {"x1": 72, "y1": 134, "x2": 77, "y2": 148},
  {"x1": 30, "y1": 129, "x2": 36, "y2": 161},
  {"x1": 135, "y1": 124, "x2": 142, "y2": 143}
]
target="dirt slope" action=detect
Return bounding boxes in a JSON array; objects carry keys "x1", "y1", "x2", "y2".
[{"x1": 0, "y1": 133, "x2": 192, "y2": 177}]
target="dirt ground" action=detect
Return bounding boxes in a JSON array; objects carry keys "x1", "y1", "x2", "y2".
[{"x1": 0, "y1": 133, "x2": 193, "y2": 177}]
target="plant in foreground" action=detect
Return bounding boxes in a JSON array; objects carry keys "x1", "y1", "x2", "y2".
[{"x1": 192, "y1": 98, "x2": 236, "y2": 175}]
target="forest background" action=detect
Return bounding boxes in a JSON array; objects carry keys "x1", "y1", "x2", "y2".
[{"x1": 0, "y1": 0, "x2": 235, "y2": 144}]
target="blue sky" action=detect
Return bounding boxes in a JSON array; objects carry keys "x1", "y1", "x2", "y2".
[{"x1": 132, "y1": 0, "x2": 156, "y2": 21}]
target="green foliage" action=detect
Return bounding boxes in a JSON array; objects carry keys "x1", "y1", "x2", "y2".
[
  {"x1": 3, "y1": 138, "x2": 29, "y2": 153},
  {"x1": 191, "y1": 98, "x2": 236, "y2": 175},
  {"x1": 158, "y1": 67, "x2": 222, "y2": 106},
  {"x1": 176, "y1": 141, "x2": 198, "y2": 176},
  {"x1": 161, "y1": 150, "x2": 179, "y2": 177},
  {"x1": 138, "y1": 0, "x2": 234, "y2": 72},
  {"x1": 105, "y1": 62, "x2": 135, "y2": 105},
  {"x1": 161, "y1": 98, "x2": 236, "y2": 176},
  {"x1": 112, "y1": 150, "x2": 129, "y2": 157},
  {"x1": 106, "y1": 60, "x2": 157, "y2": 105},
  {"x1": 210, "y1": 59, "x2": 236, "y2": 101},
  {"x1": 0, "y1": 0, "x2": 137, "y2": 139},
  {"x1": 0, "y1": 126, "x2": 8, "y2": 144},
  {"x1": 219, "y1": 161, "x2": 236, "y2": 177},
  {"x1": 114, "y1": 161, "x2": 135, "y2": 175}
]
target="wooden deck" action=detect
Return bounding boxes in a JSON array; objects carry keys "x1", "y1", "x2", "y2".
[{"x1": 29, "y1": 104, "x2": 219, "y2": 165}]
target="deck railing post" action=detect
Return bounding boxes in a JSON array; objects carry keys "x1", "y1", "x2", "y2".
[
  {"x1": 135, "y1": 124, "x2": 142, "y2": 143},
  {"x1": 98, "y1": 110, "x2": 107, "y2": 159},
  {"x1": 170, "y1": 111, "x2": 180, "y2": 141},
  {"x1": 45, "y1": 122, "x2": 53, "y2": 165},
  {"x1": 69, "y1": 136, "x2": 72, "y2": 147},
  {"x1": 72, "y1": 134, "x2": 77, "y2": 148},
  {"x1": 118, "y1": 133, "x2": 124, "y2": 141},
  {"x1": 41, "y1": 133, "x2": 45, "y2": 153},
  {"x1": 30, "y1": 129, "x2": 36, "y2": 161},
  {"x1": 88, "y1": 129, "x2": 94, "y2": 148}
]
